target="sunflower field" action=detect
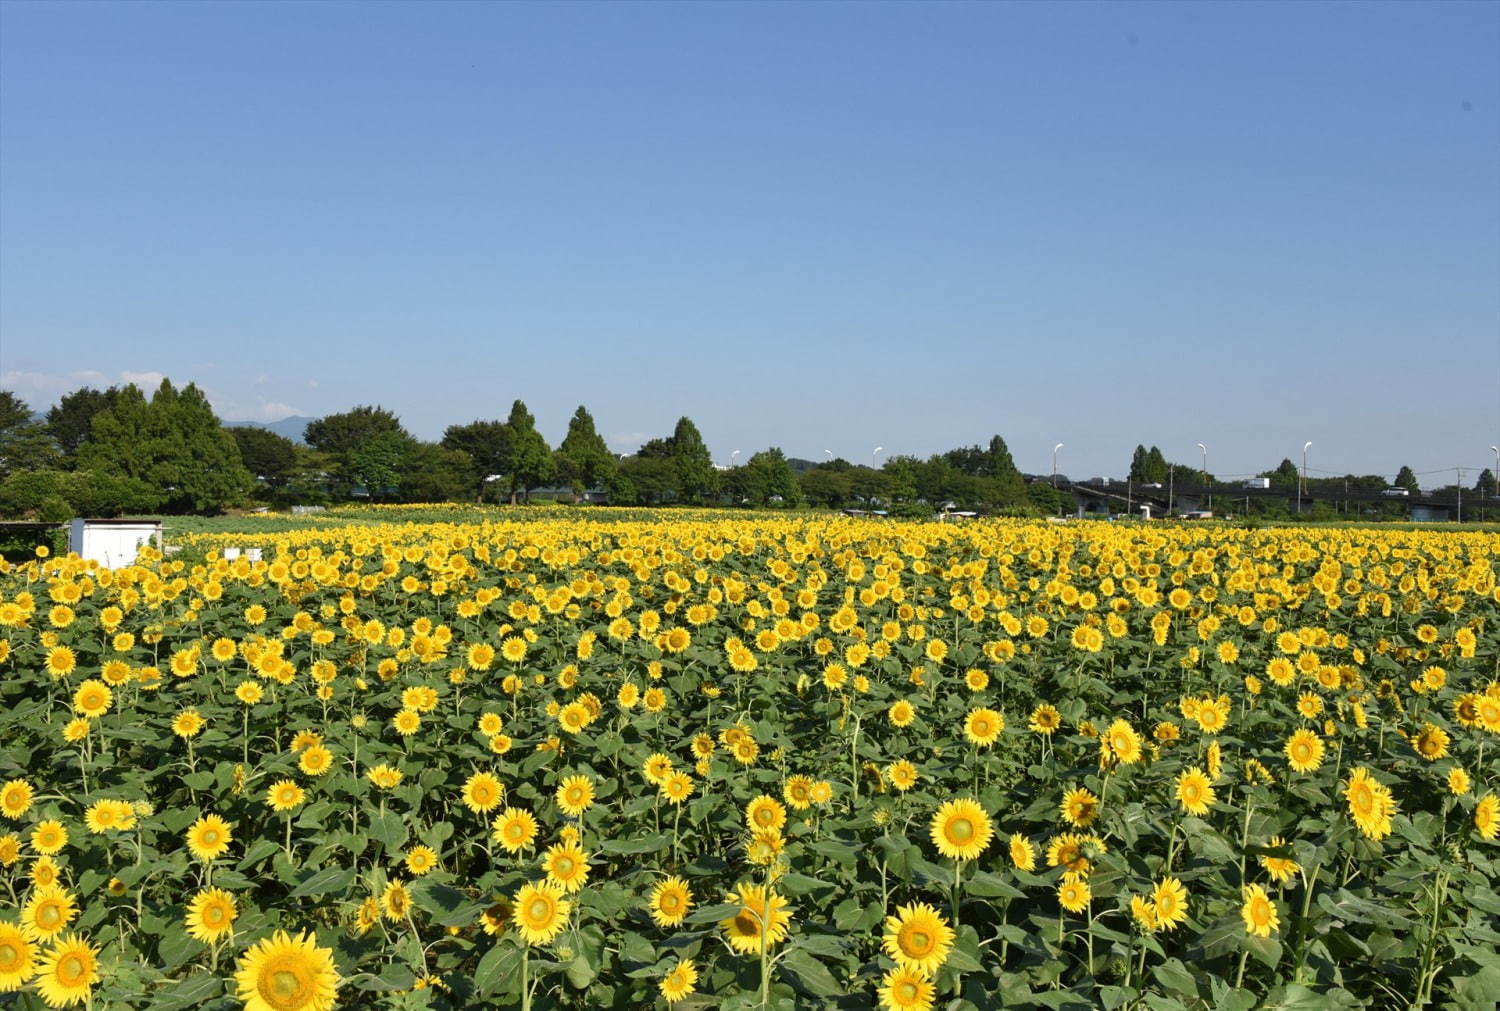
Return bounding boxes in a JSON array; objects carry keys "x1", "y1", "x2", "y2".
[{"x1": 0, "y1": 510, "x2": 1497, "y2": 1010}]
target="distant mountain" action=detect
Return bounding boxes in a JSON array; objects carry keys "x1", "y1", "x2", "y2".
[{"x1": 223, "y1": 416, "x2": 317, "y2": 445}]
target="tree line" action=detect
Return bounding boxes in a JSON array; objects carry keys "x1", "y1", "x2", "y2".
[{"x1": 2, "y1": 381, "x2": 1493, "y2": 520}]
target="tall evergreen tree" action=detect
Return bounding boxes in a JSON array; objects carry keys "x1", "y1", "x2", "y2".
[
  {"x1": 669, "y1": 416, "x2": 716, "y2": 502},
  {"x1": 1395, "y1": 465, "x2": 1419, "y2": 493},
  {"x1": 502, "y1": 400, "x2": 554, "y2": 502},
  {"x1": 77, "y1": 380, "x2": 249, "y2": 513},
  {"x1": 0, "y1": 391, "x2": 59, "y2": 479},
  {"x1": 554, "y1": 406, "x2": 615, "y2": 495}
]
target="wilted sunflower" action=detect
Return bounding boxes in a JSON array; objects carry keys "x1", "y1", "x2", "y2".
[
  {"x1": 930, "y1": 799, "x2": 993, "y2": 862},
  {"x1": 233, "y1": 929, "x2": 339, "y2": 1011},
  {"x1": 881, "y1": 902, "x2": 954, "y2": 975}
]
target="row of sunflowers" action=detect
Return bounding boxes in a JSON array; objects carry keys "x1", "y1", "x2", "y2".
[{"x1": 0, "y1": 512, "x2": 1497, "y2": 1009}]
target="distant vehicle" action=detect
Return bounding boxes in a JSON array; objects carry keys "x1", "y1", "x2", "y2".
[
  {"x1": 1243, "y1": 477, "x2": 1271, "y2": 489},
  {"x1": 1183, "y1": 510, "x2": 1213, "y2": 520},
  {"x1": 1141, "y1": 482, "x2": 1163, "y2": 489},
  {"x1": 1382, "y1": 488, "x2": 1410, "y2": 497}
]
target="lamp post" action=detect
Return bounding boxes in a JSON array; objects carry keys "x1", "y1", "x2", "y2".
[
  {"x1": 1197, "y1": 442, "x2": 1208, "y2": 511},
  {"x1": 872, "y1": 446, "x2": 884, "y2": 469},
  {"x1": 1299, "y1": 441, "x2": 1312, "y2": 515},
  {"x1": 1492, "y1": 446, "x2": 1499, "y2": 499},
  {"x1": 730, "y1": 450, "x2": 740, "y2": 468},
  {"x1": 1052, "y1": 443, "x2": 1063, "y2": 487},
  {"x1": 824, "y1": 450, "x2": 833, "y2": 462}
]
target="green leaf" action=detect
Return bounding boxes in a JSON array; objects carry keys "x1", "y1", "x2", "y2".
[
  {"x1": 411, "y1": 879, "x2": 482, "y2": 927},
  {"x1": 474, "y1": 942, "x2": 521, "y2": 998},
  {"x1": 288, "y1": 865, "x2": 355, "y2": 899},
  {"x1": 600, "y1": 833, "x2": 668, "y2": 855},
  {"x1": 779, "y1": 947, "x2": 842, "y2": 996},
  {"x1": 369, "y1": 809, "x2": 409, "y2": 854},
  {"x1": 236, "y1": 838, "x2": 281, "y2": 871},
  {"x1": 1152, "y1": 958, "x2": 1199, "y2": 997},
  {"x1": 145, "y1": 972, "x2": 223, "y2": 1010}
]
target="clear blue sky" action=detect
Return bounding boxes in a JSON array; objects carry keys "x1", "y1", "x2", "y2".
[{"x1": 2, "y1": 1, "x2": 1497, "y2": 484}]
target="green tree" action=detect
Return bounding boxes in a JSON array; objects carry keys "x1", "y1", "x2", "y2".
[
  {"x1": 616, "y1": 455, "x2": 675, "y2": 504},
  {"x1": 1128, "y1": 445, "x2": 1150, "y2": 483},
  {"x1": 668, "y1": 416, "x2": 716, "y2": 502},
  {"x1": 0, "y1": 391, "x2": 59, "y2": 479},
  {"x1": 77, "y1": 380, "x2": 250, "y2": 513},
  {"x1": 1143, "y1": 446, "x2": 1169, "y2": 484},
  {"x1": 46, "y1": 387, "x2": 119, "y2": 461},
  {"x1": 881, "y1": 456, "x2": 920, "y2": 502},
  {"x1": 1267, "y1": 458, "x2": 1300, "y2": 488},
  {"x1": 741, "y1": 448, "x2": 802, "y2": 507},
  {"x1": 400, "y1": 443, "x2": 473, "y2": 502},
  {"x1": 501, "y1": 400, "x2": 555, "y2": 502},
  {"x1": 304, "y1": 406, "x2": 414, "y2": 494},
  {"x1": 554, "y1": 406, "x2": 615, "y2": 496},
  {"x1": 350, "y1": 430, "x2": 409, "y2": 497},
  {"x1": 442, "y1": 420, "x2": 511, "y2": 500},
  {"x1": 1474, "y1": 468, "x2": 1496, "y2": 496},
  {"x1": 229, "y1": 426, "x2": 298, "y2": 490},
  {"x1": 1395, "y1": 465, "x2": 1419, "y2": 493},
  {"x1": 799, "y1": 465, "x2": 854, "y2": 508}
]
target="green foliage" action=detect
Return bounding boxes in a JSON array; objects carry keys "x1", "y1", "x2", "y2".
[
  {"x1": 75, "y1": 380, "x2": 250, "y2": 513},
  {"x1": 399, "y1": 443, "x2": 473, "y2": 502},
  {"x1": 0, "y1": 390, "x2": 60, "y2": 479},
  {"x1": 669, "y1": 417, "x2": 717, "y2": 503},
  {"x1": 350, "y1": 430, "x2": 411, "y2": 496},
  {"x1": 501, "y1": 400, "x2": 555, "y2": 501},
  {"x1": 228, "y1": 426, "x2": 299, "y2": 490},
  {"x1": 304, "y1": 405, "x2": 415, "y2": 494},
  {"x1": 45, "y1": 386, "x2": 120, "y2": 460},
  {"x1": 554, "y1": 406, "x2": 615, "y2": 495},
  {"x1": 0, "y1": 468, "x2": 162, "y2": 518},
  {"x1": 441, "y1": 420, "x2": 510, "y2": 500}
]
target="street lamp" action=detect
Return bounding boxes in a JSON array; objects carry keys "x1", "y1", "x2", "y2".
[
  {"x1": 1299, "y1": 441, "x2": 1312, "y2": 515},
  {"x1": 730, "y1": 450, "x2": 740, "y2": 468},
  {"x1": 1052, "y1": 444, "x2": 1063, "y2": 487},
  {"x1": 1197, "y1": 442, "x2": 1208, "y2": 511},
  {"x1": 1492, "y1": 446, "x2": 1499, "y2": 499},
  {"x1": 872, "y1": 446, "x2": 884, "y2": 468},
  {"x1": 824, "y1": 450, "x2": 833, "y2": 462}
]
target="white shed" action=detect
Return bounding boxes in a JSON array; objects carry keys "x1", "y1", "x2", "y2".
[{"x1": 68, "y1": 519, "x2": 163, "y2": 569}]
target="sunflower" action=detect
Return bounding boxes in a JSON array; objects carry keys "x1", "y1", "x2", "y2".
[
  {"x1": 1029, "y1": 704, "x2": 1061, "y2": 735},
  {"x1": 642, "y1": 753, "x2": 674, "y2": 785},
  {"x1": 1150, "y1": 878, "x2": 1188, "y2": 931},
  {"x1": 477, "y1": 712, "x2": 504, "y2": 736},
  {"x1": 0, "y1": 921, "x2": 37, "y2": 991},
  {"x1": 930, "y1": 798, "x2": 993, "y2": 862},
  {"x1": 367, "y1": 765, "x2": 403, "y2": 789},
  {"x1": 542, "y1": 843, "x2": 590, "y2": 893},
  {"x1": 650, "y1": 876, "x2": 694, "y2": 927},
  {"x1": 405, "y1": 845, "x2": 439, "y2": 875},
  {"x1": 462, "y1": 772, "x2": 503, "y2": 814},
  {"x1": 660, "y1": 772, "x2": 694, "y2": 805},
  {"x1": 35, "y1": 933, "x2": 98, "y2": 1008},
  {"x1": 1284, "y1": 729, "x2": 1324, "y2": 773},
  {"x1": 233, "y1": 929, "x2": 339, "y2": 1011},
  {"x1": 889, "y1": 700, "x2": 917, "y2": 728},
  {"x1": 1260, "y1": 836, "x2": 1300, "y2": 884},
  {"x1": 657, "y1": 957, "x2": 698, "y2": 1004},
  {"x1": 0, "y1": 779, "x2": 33, "y2": 819},
  {"x1": 1130, "y1": 895, "x2": 1159, "y2": 932},
  {"x1": 491, "y1": 808, "x2": 538, "y2": 853},
  {"x1": 1009, "y1": 833, "x2": 1036, "y2": 872},
  {"x1": 185, "y1": 887, "x2": 238, "y2": 943},
  {"x1": 745, "y1": 795, "x2": 787, "y2": 834},
  {"x1": 878, "y1": 964, "x2": 935, "y2": 1011},
  {"x1": 720, "y1": 882, "x2": 792, "y2": 955},
  {"x1": 266, "y1": 780, "x2": 305, "y2": 813},
  {"x1": 1060, "y1": 787, "x2": 1100, "y2": 828},
  {"x1": 185, "y1": 814, "x2": 233, "y2": 862},
  {"x1": 1057, "y1": 872, "x2": 1091, "y2": 913},
  {"x1": 1476, "y1": 794, "x2": 1499, "y2": 841},
  {"x1": 1410, "y1": 724, "x2": 1449, "y2": 762},
  {"x1": 1345, "y1": 767, "x2": 1396, "y2": 841},
  {"x1": 783, "y1": 775, "x2": 815, "y2": 809},
  {"x1": 1105, "y1": 720, "x2": 1142, "y2": 764},
  {"x1": 479, "y1": 898, "x2": 512, "y2": 936},
  {"x1": 514, "y1": 882, "x2": 569, "y2": 945},
  {"x1": 45, "y1": 646, "x2": 76, "y2": 678},
  {"x1": 22, "y1": 886, "x2": 77, "y2": 940},
  {"x1": 30, "y1": 856, "x2": 60, "y2": 889},
  {"x1": 1175, "y1": 768, "x2": 1214, "y2": 817},
  {"x1": 887, "y1": 761, "x2": 918, "y2": 792},
  {"x1": 555, "y1": 775, "x2": 594, "y2": 817},
  {"x1": 1447, "y1": 768, "x2": 1471, "y2": 796},
  {"x1": 963, "y1": 708, "x2": 1003, "y2": 748},
  {"x1": 381, "y1": 880, "x2": 412, "y2": 922},
  {"x1": 172, "y1": 710, "x2": 206, "y2": 739},
  {"x1": 298, "y1": 746, "x2": 333, "y2": 776},
  {"x1": 882, "y1": 902, "x2": 953, "y2": 975},
  {"x1": 1241, "y1": 884, "x2": 1279, "y2": 937}
]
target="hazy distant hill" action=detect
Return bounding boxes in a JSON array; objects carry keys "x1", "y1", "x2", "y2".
[{"x1": 223, "y1": 416, "x2": 316, "y2": 445}]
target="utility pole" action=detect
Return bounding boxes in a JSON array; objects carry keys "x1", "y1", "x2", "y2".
[
  {"x1": 1168, "y1": 465, "x2": 1175, "y2": 516},
  {"x1": 1457, "y1": 467, "x2": 1463, "y2": 523}
]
